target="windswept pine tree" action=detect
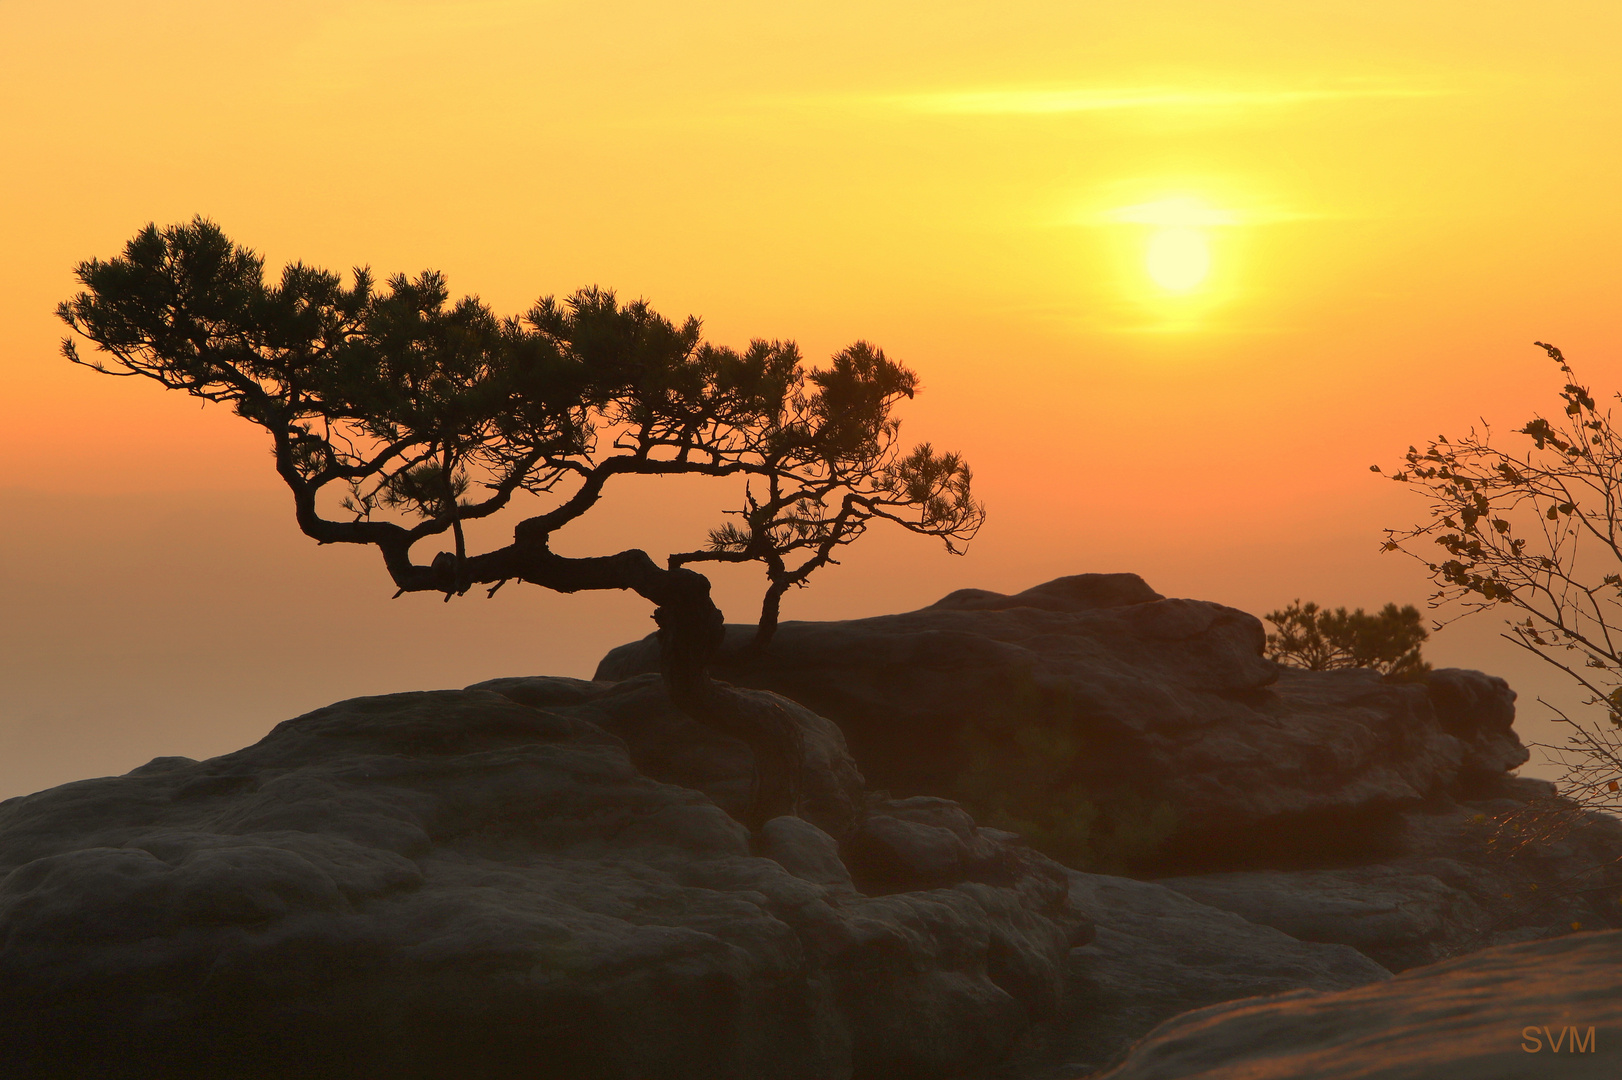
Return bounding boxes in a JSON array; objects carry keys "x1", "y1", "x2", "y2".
[{"x1": 58, "y1": 218, "x2": 984, "y2": 827}]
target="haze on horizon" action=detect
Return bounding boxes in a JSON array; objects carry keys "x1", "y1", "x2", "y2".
[{"x1": 2, "y1": 0, "x2": 1620, "y2": 800}]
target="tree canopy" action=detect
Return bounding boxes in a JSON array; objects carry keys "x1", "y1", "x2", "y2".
[
  {"x1": 59, "y1": 218, "x2": 981, "y2": 631},
  {"x1": 1263, "y1": 599, "x2": 1430, "y2": 679}
]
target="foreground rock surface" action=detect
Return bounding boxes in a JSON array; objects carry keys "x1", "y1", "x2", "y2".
[
  {"x1": 1051, "y1": 871, "x2": 1389, "y2": 1075},
  {"x1": 1089, "y1": 930, "x2": 1622, "y2": 1079},
  {"x1": 597, "y1": 574, "x2": 1529, "y2": 871},
  {"x1": 0, "y1": 687, "x2": 1083, "y2": 1079}
]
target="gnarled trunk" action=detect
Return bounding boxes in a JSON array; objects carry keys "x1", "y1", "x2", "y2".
[{"x1": 651, "y1": 572, "x2": 802, "y2": 830}]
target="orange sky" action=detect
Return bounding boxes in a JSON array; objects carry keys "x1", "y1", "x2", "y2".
[{"x1": 3, "y1": 1, "x2": 1621, "y2": 798}]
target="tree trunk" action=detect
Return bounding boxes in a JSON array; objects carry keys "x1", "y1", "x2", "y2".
[
  {"x1": 744, "y1": 575, "x2": 792, "y2": 655},
  {"x1": 651, "y1": 568, "x2": 801, "y2": 830}
]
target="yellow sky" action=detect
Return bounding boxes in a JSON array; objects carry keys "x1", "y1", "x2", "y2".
[{"x1": 3, "y1": 1, "x2": 1620, "y2": 796}]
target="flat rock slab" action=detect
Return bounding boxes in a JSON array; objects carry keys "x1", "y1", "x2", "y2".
[{"x1": 1088, "y1": 929, "x2": 1622, "y2": 1079}]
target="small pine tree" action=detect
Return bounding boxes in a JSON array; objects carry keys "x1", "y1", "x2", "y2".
[{"x1": 1264, "y1": 600, "x2": 1431, "y2": 679}]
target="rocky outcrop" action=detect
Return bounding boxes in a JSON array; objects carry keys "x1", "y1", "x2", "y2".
[
  {"x1": 470, "y1": 674, "x2": 867, "y2": 837},
  {"x1": 0, "y1": 687, "x2": 1084, "y2": 1079},
  {"x1": 1090, "y1": 929, "x2": 1622, "y2": 1079},
  {"x1": 1052, "y1": 871, "x2": 1390, "y2": 1074},
  {"x1": 596, "y1": 574, "x2": 1530, "y2": 872},
  {"x1": 1159, "y1": 777, "x2": 1622, "y2": 972},
  {"x1": 597, "y1": 572, "x2": 1622, "y2": 972},
  {"x1": 9, "y1": 571, "x2": 1616, "y2": 1078}
]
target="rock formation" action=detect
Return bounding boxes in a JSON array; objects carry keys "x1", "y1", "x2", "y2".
[
  {"x1": 597, "y1": 574, "x2": 1530, "y2": 872},
  {"x1": 0, "y1": 661, "x2": 1401, "y2": 1079},
  {"x1": 468, "y1": 674, "x2": 867, "y2": 838},
  {"x1": 0, "y1": 687, "x2": 1084, "y2": 1079},
  {"x1": 5, "y1": 570, "x2": 1618, "y2": 1078},
  {"x1": 598, "y1": 572, "x2": 1622, "y2": 973}
]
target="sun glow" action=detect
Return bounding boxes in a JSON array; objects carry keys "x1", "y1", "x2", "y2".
[
  {"x1": 1102, "y1": 196, "x2": 1242, "y2": 228},
  {"x1": 1146, "y1": 227, "x2": 1211, "y2": 291},
  {"x1": 1089, "y1": 195, "x2": 1254, "y2": 304}
]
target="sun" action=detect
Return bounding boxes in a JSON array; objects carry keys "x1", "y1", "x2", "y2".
[
  {"x1": 1145, "y1": 226, "x2": 1211, "y2": 292},
  {"x1": 1093, "y1": 195, "x2": 1235, "y2": 302}
]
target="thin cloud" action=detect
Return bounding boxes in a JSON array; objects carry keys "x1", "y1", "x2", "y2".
[
  {"x1": 1090, "y1": 196, "x2": 1314, "y2": 227},
  {"x1": 896, "y1": 85, "x2": 1451, "y2": 116}
]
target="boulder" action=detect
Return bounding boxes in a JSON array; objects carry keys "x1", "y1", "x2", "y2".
[
  {"x1": 0, "y1": 687, "x2": 1084, "y2": 1079},
  {"x1": 1426, "y1": 668, "x2": 1526, "y2": 781},
  {"x1": 841, "y1": 795, "x2": 1072, "y2": 900},
  {"x1": 757, "y1": 815, "x2": 855, "y2": 892},
  {"x1": 470, "y1": 674, "x2": 867, "y2": 837},
  {"x1": 596, "y1": 574, "x2": 1530, "y2": 871},
  {"x1": 1089, "y1": 930, "x2": 1622, "y2": 1079}
]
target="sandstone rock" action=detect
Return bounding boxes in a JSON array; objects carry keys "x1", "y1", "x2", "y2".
[
  {"x1": 840, "y1": 795, "x2": 1075, "y2": 902},
  {"x1": 1158, "y1": 778, "x2": 1622, "y2": 971},
  {"x1": 0, "y1": 688, "x2": 1082, "y2": 1079},
  {"x1": 1156, "y1": 865, "x2": 1488, "y2": 973},
  {"x1": 1050, "y1": 870, "x2": 1390, "y2": 1074},
  {"x1": 1426, "y1": 668, "x2": 1526, "y2": 781},
  {"x1": 931, "y1": 574, "x2": 1164, "y2": 613},
  {"x1": 470, "y1": 673, "x2": 867, "y2": 837},
  {"x1": 596, "y1": 574, "x2": 1529, "y2": 871},
  {"x1": 757, "y1": 815, "x2": 855, "y2": 892},
  {"x1": 1089, "y1": 929, "x2": 1622, "y2": 1079}
]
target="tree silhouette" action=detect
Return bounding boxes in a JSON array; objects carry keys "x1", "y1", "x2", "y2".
[
  {"x1": 1379, "y1": 343, "x2": 1622, "y2": 818},
  {"x1": 58, "y1": 218, "x2": 984, "y2": 827},
  {"x1": 1263, "y1": 599, "x2": 1430, "y2": 679}
]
